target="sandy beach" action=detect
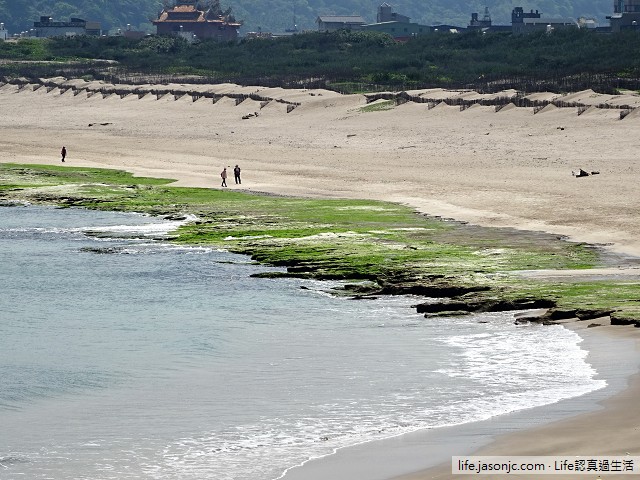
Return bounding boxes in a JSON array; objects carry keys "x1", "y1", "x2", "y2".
[
  {"x1": 2, "y1": 79, "x2": 640, "y2": 478},
  {"x1": 391, "y1": 322, "x2": 640, "y2": 480}
]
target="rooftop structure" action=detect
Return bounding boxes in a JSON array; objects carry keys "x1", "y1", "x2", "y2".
[
  {"x1": 511, "y1": 7, "x2": 541, "y2": 24},
  {"x1": 32, "y1": 16, "x2": 101, "y2": 37},
  {"x1": 316, "y1": 15, "x2": 367, "y2": 32},
  {"x1": 153, "y1": 0, "x2": 241, "y2": 41},
  {"x1": 377, "y1": 3, "x2": 410, "y2": 23},
  {"x1": 469, "y1": 7, "x2": 492, "y2": 28},
  {"x1": 608, "y1": 0, "x2": 640, "y2": 31},
  {"x1": 511, "y1": 7, "x2": 578, "y2": 33}
]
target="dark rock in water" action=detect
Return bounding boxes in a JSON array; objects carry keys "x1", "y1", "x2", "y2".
[
  {"x1": 415, "y1": 297, "x2": 555, "y2": 315},
  {"x1": 415, "y1": 301, "x2": 473, "y2": 314},
  {"x1": 587, "y1": 323, "x2": 602, "y2": 328},
  {"x1": 79, "y1": 246, "x2": 123, "y2": 254},
  {"x1": 342, "y1": 282, "x2": 380, "y2": 294},
  {"x1": 514, "y1": 315, "x2": 544, "y2": 324},
  {"x1": 424, "y1": 310, "x2": 471, "y2": 318},
  {"x1": 349, "y1": 295, "x2": 379, "y2": 300},
  {"x1": 163, "y1": 214, "x2": 188, "y2": 221},
  {"x1": 251, "y1": 271, "x2": 310, "y2": 279},
  {"x1": 286, "y1": 265, "x2": 316, "y2": 273},
  {"x1": 379, "y1": 283, "x2": 490, "y2": 297}
]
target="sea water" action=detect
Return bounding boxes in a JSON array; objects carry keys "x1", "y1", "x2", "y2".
[{"x1": 0, "y1": 205, "x2": 605, "y2": 480}]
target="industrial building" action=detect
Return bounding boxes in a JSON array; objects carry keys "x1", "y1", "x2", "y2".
[
  {"x1": 608, "y1": 0, "x2": 640, "y2": 31},
  {"x1": 32, "y1": 16, "x2": 101, "y2": 37}
]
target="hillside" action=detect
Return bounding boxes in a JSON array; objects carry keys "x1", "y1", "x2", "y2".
[{"x1": 0, "y1": 0, "x2": 614, "y2": 36}]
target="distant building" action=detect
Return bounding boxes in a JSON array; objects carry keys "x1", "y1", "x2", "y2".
[
  {"x1": 316, "y1": 15, "x2": 367, "y2": 32},
  {"x1": 360, "y1": 4, "x2": 429, "y2": 40},
  {"x1": 520, "y1": 17, "x2": 578, "y2": 33},
  {"x1": 361, "y1": 21, "x2": 429, "y2": 40},
  {"x1": 469, "y1": 7, "x2": 492, "y2": 29},
  {"x1": 511, "y1": 7, "x2": 542, "y2": 27},
  {"x1": 153, "y1": 0, "x2": 241, "y2": 41},
  {"x1": 431, "y1": 24, "x2": 463, "y2": 33},
  {"x1": 608, "y1": 0, "x2": 640, "y2": 31},
  {"x1": 377, "y1": 3, "x2": 410, "y2": 23},
  {"x1": 33, "y1": 16, "x2": 101, "y2": 37},
  {"x1": 511, "y1": 7, "x2": 577, "y2": 33},
  {"x1": 0, "y1": 22, "x2": 8, "y2": 40},
  {"x1": 85, "y1": 21, "x2": 102, "y2": 36}
]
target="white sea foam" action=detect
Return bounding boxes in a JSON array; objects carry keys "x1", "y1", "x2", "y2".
[
  {"x1": 149, "y1": 314, "x2": 605, "y2": 480},
  {"x1": 0, "y1": 207, "x2": 608, "y2": 480},
  {"x1": 80, "y1": 214, "x2": 198, "y2": 237}
]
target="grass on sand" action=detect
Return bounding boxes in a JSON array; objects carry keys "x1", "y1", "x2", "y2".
[{"x1": 2, "y1": 162, "x2": 639, "y2": 322}]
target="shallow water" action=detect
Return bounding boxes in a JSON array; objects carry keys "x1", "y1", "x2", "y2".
[{"x1": 0, "y1": 205, "x2": 605, "y2": 479}]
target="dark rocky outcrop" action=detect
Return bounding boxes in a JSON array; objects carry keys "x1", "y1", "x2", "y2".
[
  {"x1": 540, "y1": 308, "x2": 577, "y2": 320},
  {"x1": 377, "y1": 283, "x2": 490, "y2": 297},
  {"x1": 610, "y1": 312, "x2": 640, "y2": 327},
  {"x1": 575, "y1": 308, "x2": 614, "y2": 321},
  {"x1": 415, "y1": 297, "x2": 556, "y2": 316},
  {"x1": 424, "y1": 310, "x2": 472, "y2": 318}
]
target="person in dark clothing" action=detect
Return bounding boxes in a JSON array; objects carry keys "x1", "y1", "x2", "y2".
[
  {"x1": 233, "y1": 164, "x2": 241, "y2": 184},
  {"x1": 221, "y1": 167, "x2": 228, "y2": 187},
  {"x1": 61, "y1": 146, "x2": 67, "y2": 162}
]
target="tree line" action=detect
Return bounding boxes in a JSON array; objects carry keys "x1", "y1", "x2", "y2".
[{"x1": 1, "y1": 29, "x2": 640, "y2": 93}]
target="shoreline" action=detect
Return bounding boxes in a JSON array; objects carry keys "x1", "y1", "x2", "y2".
[
  {"x1": 6, "y1": 200, "x2": 635, "y2": 480},
  {"x1": 3, "y1": 80, "x2": 640, "y2": 479},
  {"x1": 282, "y1": 321, "x2": 640, "y2": 480},
  {"x1": 5, "y1": 194, "x2": 639, "y2": 480},
  {"x1": 394, "y1": 321, "x2": 640, "y2": 480}
]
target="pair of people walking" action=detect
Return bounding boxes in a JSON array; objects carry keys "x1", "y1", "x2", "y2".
[{"x1": 220, "y1": 164, "x2": 241, "y2": 187}]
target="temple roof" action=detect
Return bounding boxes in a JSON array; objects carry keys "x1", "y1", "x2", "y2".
[{"x1": 154, "y1": 4, "x2": 240, "y2": 26}]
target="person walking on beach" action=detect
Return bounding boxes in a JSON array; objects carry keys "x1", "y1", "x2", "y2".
[
  {"x1": 221, "y1": 167, "x2": 228, "y2": 187},
  {"x1": 233, "y1": 164, "x2": 241, "y2": 184},
  {"x1": 61, "y1": 146, "x2": 67, "y2": 162}
]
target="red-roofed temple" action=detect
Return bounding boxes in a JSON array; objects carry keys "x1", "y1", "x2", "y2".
[{"x1": 153, "y1": 0, "x2": 241, "y2": 41}]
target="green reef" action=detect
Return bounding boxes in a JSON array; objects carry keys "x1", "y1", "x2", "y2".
[{"x1": 2, "y1": 162, "x2": 639, "y2": 325}]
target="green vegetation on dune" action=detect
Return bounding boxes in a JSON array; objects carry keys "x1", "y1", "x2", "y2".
[
  {"x1": 2, "y1": 162, "x2": 639, "y2": 322},
  {"x1": 0, "y1": 163, "x2": 175, "y2": 187}
]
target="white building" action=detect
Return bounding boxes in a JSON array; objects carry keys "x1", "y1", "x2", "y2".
[
  {"x1": 0, "y1": 22, "x2": 9, "y2": 40},
  {"x1": 33, "y1": 16, "x2": 87, "y2": 37}
]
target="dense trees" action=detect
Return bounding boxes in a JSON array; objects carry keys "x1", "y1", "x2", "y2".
[{"x1": 2, "y1": 29, "x2": 640, "y2": 93}]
